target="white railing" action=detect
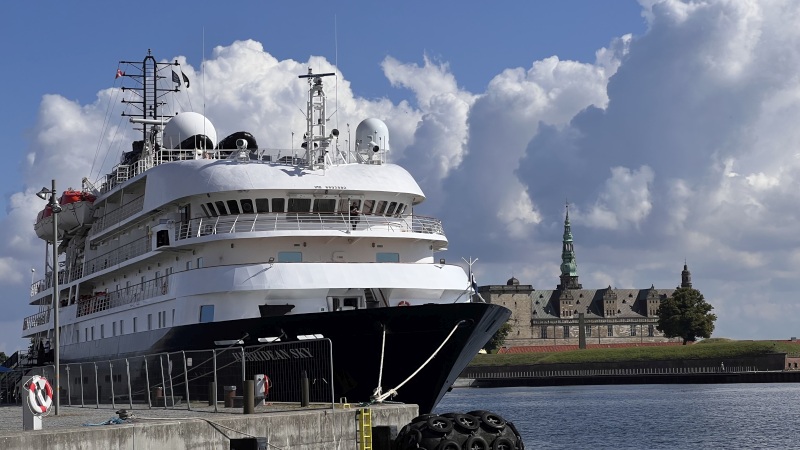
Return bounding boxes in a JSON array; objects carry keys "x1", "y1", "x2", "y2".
[
  {"x1": 175, "y1": 213, "x2": 445, "y2": 240},
  {"x1": 90, "y1": 195, "x2": 145, "y2": 234},
  {"x1": 83, "y1": 236, "x2": 151, "y2": 278},
  {"x1": 76, "y1": 275, "x2": 169, "y2": 318},
  {"x1": 22, "y1": 309, "x2": 50, "y2": 330}
]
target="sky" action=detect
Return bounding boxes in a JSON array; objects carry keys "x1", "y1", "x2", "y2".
[{"x1": 1, "y1": 0, "x2": 798, "y2": 355}]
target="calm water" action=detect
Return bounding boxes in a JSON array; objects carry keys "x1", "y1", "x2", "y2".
[{"x1": 435, "y1": 384, "x2": 800, "y2": 449}]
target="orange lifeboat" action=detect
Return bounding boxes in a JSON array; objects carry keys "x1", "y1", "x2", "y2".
[{"x1": 57, "y1": 189, "x2": 97, "y2": 231}]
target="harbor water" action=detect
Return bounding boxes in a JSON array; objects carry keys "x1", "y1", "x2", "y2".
[{"x1": 436, "y1": 383, "x2": 800, "y2": 449}]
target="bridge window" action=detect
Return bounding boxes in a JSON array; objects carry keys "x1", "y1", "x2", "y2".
[
  {"x1": 255, "y1": 198, "x2": 270, "y2": 213},
  {"x1": 278, "y1": 251, "x2": 302, "y2": 263},
  {"x1": 375, "y1": 201, "x2": 387, "y2": 215},
  {"x1": 241, "y1": 199, "x2": 254, "y2": 214},
  {"x1": 386, "y1": 202, "x2": 398, "y2": 215},
  {"x1": 226, "y1": 200, "x2": 241, "y2": 215},
  {"x1": 205, "y1": 202, "x2": 219, "y2": 216},
  {"x1": 271, "y1": 198, "x2": 285, "y2": 212},
  {"x1": 288, "y1": 198, "x2": 311, "y2": 213},
  {"x1": 363, "y1": 200, "x2": 375, "y2": 214},
  {"x1": 376, "y1": 252, "x2": 399, "y2": 263},
  {"x1": 214, "y1": 201, "x2": 228, "y2": 215},
  {"x1": 313, "y1": 199, "x2": 336, "y2": 213}
]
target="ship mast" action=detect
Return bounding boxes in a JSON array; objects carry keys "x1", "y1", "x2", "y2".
[{"x1": 298, "y1": 69, "x2": 339, "y2": 170}]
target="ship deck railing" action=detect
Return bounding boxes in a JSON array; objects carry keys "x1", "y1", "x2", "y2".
[
  {"x1": 96, "y1": 147, "x2": 361, "y2": 195},
  {"x1": 175, "y1": 212, "x2": 444, "y2": 241},
  {"x1": 3, "y1": 339, "x2": 336, "y2": 413}
]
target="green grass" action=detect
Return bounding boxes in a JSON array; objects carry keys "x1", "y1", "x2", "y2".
[{"x1": 469, "y1": 340, "x2": 800, "y2": 367}]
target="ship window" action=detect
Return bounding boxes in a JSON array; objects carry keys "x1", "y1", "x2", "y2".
[
  {"x1": 376, "y1": 252, "x2": 400, "y2": 263},
  {"x1": 313, "y1": 198, "x2": 336, "y2": 213},
  {"x1": 278, "y1": 251, "x2": 302, "y2": 263},
  {"x1": 85, "y1": 328, "x2": 88, "y2": 341},
  {"x1": 271, "y1": 198, "x2": 285, "y2": 212},
  {"x1": 241, "y1": 199, "x2": 254, "y2": 214},
  {"x1": 186, "y1": 261, "x2": 193, "y2": 270},
  {"x1": 214, "y1": 201, "x2": 228, "y2": 215},
  {"x1": 375, "y1": 201, "x2": 387, "y2": 215},
  {"x1": 363, "y1": 200, "x2": 375, "y2": 214},
  {"x1": 288, "y1": 198, "x2": 311, "y2": 213},
  {"x1": 120, "y1": 320, "x2": 125, "y2": 334},
  {"x1": 75, "y1": 330, "x2": 79, "y2": 343},
  {"x1": 206, "y1": 202, "x2": 219, "y2": 217},
  {"x1": 133, "y1": 317, "x2": 137, "y2": 333},
  {"x1": 197, "y1": 257, "x2": 203, "y2": 268},
  {"x1": 91, "y1": 327, "x2": 95, "y2": 340},
  {"x1": 396, "y1": 203, "x2": 406, "y2": 215},
  {"x1": 199, "y1": 305, "x2": 215, "y2": 323},
  {"x1": 386, "y1": 202, "x2": 398, "y2": 215},
  {"x1": 113, "y1": 322, "x2": 117, "y2": 337},
  {"x1": 147, "y1": 314, "x2": 152, "y2": 331},
  {"x1": 200, "y1": 203, "x2": 210, "y2": 217},
  {"x1": 227, "y1": 200, "x2": 241, "y2": 215},
  {"x1": 100, "y1": 324, "x2": 105, "y2": 339},
  {"x1": 255, "y1": 198, "x2": 270, "y2": 213}
]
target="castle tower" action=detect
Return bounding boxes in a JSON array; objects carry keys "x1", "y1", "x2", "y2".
[
  {"x1": 681, "y1": 263, "x2": 692, "y2": 288},
  {"x1": 557, "y1": 203, "x2": 582, "y2": 290}
]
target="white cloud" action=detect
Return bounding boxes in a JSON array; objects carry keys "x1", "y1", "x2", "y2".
[{"x1": 584, "y1": 166, "x2": 654, "y2": 230}]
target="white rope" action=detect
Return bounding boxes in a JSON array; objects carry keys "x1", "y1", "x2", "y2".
[
  {"x1": 374, "y1": 320, "x2": 465, "y2": 403},
  {"x1": 372, "y1": 325, "x2": 387, "y2": 399}
]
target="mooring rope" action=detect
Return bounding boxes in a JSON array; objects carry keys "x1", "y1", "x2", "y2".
[
  {"x1": 373, "y1": 320, "x2": 465, "y2": 403},
  {"x1": 372, "y1": 324, "x2": 387, "y2": 399}
]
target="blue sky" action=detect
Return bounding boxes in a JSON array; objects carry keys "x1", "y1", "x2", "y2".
[{"x1": 4, "y1": 1, "x2": 800, "y2": 354}]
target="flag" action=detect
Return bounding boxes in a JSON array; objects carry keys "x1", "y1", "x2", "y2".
[
  {"x1": 172, "y1": 70, "x2": 181, "y2": 86},
  {"x1": 471, "y1": 273, "x2": 487, "y2": 303},
  {"x1": 115, "y1": 69, "x2": 125, "y2": 79},
  {"x1": 181, "y1": 70, "x2": 190, "y2": 88}
]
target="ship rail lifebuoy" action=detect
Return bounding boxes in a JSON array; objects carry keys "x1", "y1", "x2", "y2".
[
  {"x1": 397, "y1": 300, "x2": 410, "y2": 307},
  {"x1": 161, "y1": 282, "x2": 168, "y2": 295},
  {"x1": 25, "y1": 375, "x2": 53, "y2": 416}
]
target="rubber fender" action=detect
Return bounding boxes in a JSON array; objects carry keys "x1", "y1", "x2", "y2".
[
  {"x1": 426, "y1": 415, "x2": 454, "y2": 434},
  {"x1": 491, "y1": 437, "x2": 516, "y2": 450},
  {"x1": 436, "y1": 439, "x2": 461, "y2": 450},
  {"x1": 464, "y1": 436, "x2": 490, "y2": 450}
]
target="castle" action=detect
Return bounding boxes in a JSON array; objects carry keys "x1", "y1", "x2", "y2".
[{"x1": 477, "y1": 206, "x2": 687, "y2": 347}]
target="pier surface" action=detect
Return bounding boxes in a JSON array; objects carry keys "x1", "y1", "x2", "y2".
[{"x1": 0, "y1": 402, "x2": 417, "y2": 449}]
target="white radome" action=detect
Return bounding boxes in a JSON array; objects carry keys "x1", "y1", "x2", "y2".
[{"x1": 162, "y1": 112, "x2": 218, "y2": 149}]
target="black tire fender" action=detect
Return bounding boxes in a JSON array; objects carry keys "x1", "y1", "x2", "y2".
[
  {"x1": 436, "y1": 439, "x2": 461, "y2": 450},
  {"x1": 426, "y1": 415, "x2": 454, "y2": 434},
  {"x1": 491, "y1": 437, "x2": 516, "y2": 450},
  {"x1": 452, "y1": 413, "x2": 480, "y2": 431},
  {"x1": 478, "y1": 412, "x2": 506, "y2": 430},
  {"x1": 464, "y1": 436, "x2": 489, "y2": 450},
  {"x1": 412, "y1": 413, "x2": 439, "y2": 424}
]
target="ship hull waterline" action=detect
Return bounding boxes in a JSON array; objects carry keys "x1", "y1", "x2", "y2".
[{"x1": 56, "y1": 302, "x2": 510, "y2": 413}]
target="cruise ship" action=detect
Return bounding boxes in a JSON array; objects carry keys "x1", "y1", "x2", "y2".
[{"x1": 22, "y1": 50, "x2": 510, "y2": 413}]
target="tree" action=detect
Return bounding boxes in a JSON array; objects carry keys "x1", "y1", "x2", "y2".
[
  {"x1": 657, "y1": 287, "x2": 716, "y2": 345},
  {"x1": 485, "y1": 322, "x2": 512, "y2": 353},
  {"x1": 0, "y1": 352, "x2": 6, "y2": 364}
]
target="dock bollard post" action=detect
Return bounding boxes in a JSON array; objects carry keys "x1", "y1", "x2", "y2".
[
  {"x1": 244, "y1": 380, "x2": 255, "y2": 414},
  {"x1": 224, "y1": 386, "x2": 236, "y2": 408},
  {"x1": 208, "y1": 382, "x2": 216, "y2": 406},
  {"x1": 301, "y1": 370, "x2": 310, "y2": 407}
]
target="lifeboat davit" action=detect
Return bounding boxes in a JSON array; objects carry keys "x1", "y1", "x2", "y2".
[{"x1": 57, "y1": 189, "x2": 97, "y2": 231}]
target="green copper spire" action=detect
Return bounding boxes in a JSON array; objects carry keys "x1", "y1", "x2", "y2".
[{"x1": 558, "y1": 202, "x2": 582, "y2": 290}]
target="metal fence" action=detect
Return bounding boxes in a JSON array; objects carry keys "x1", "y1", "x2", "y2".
[
  {"x1": 463, "y1": 366, "x2": 759, "y2": 379},
  {"x1": 0, "y1": 338, "x2": 334, "y2": 412}
]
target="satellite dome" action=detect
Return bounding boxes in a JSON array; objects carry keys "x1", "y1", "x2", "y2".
[
  {"x1": 355, "y1": 118, "x2": 390, "y2": 153},
  {"x1": 162, "y1": 112, "x2": 217, "y2": 149},
  {"x1": 506, "y1": 277, "x2": 519, "y2": 286}
]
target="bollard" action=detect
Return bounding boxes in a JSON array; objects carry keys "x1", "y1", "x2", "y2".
[
  {"x1": 243, "y1": 380, "x2": 254, "y2": 414},
  {"x1": 208, "y1": 382, "x2": 216, "y2": 406},
  {"x1": 301, "y1": 370, "x2": 309, "y2": 407},
  {"x1": 224, "y1": 386, "x2": 236, "y2": 408}
]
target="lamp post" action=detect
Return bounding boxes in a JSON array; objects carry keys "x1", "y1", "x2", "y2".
[{"x1": 36, "y1": 180, "x2": 61, "y2": 415}]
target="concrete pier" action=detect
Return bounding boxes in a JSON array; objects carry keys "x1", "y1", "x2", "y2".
[{"x1": 0, "y1": 403, "x2": 417, "y2": 450}]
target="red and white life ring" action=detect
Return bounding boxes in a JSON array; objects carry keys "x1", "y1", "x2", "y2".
[
  {"x1": 161, "y1": 283, "x2": 168, "y2": 295},
  {"x1": 397, "y1": 300, "x2": 411, "y2": 307},
  {"x1": 26, "y1": 375, "x2": 53, "y2": 415}
]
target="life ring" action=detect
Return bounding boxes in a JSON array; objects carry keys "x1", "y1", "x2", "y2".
[
  {"x1": 161, "y1": 283, "x2": 168, "y2": 295},
  {"x1": 26, "y1": 375, "x2": 53, "y2": 415},
  {"x1": 264, "y1": 375, "x2": 271, "y2": 397},
  {"x1": 397, "y1": 300, "x2": 410, "y2": 307}
]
